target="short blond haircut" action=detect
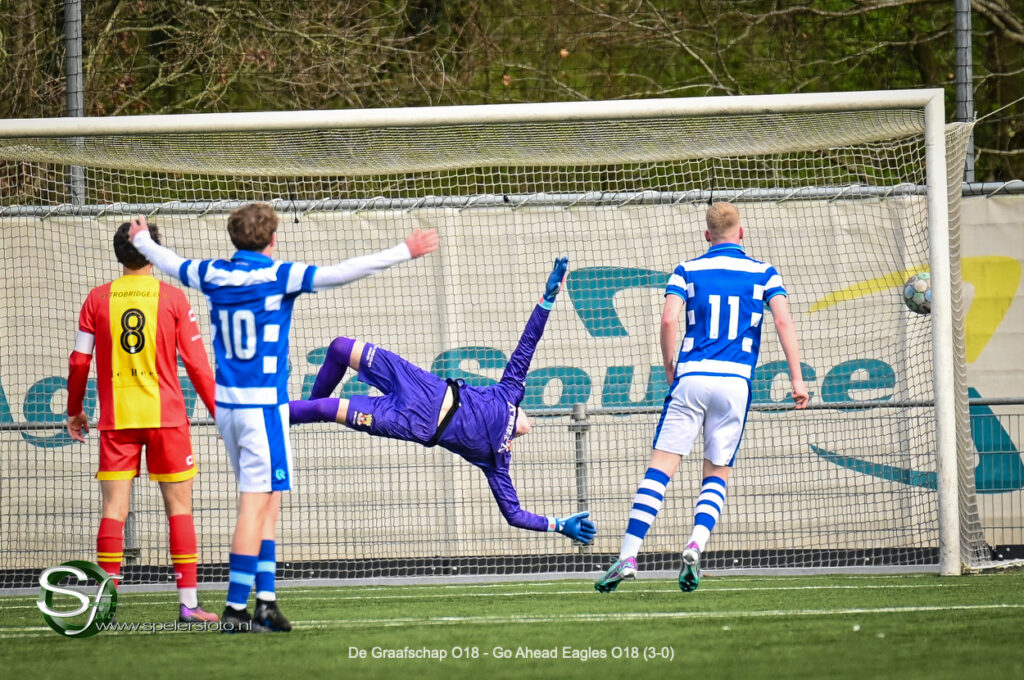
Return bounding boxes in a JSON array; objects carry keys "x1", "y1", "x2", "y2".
[
  {"x1": 227, "y1": 203, "x2": 279, "y2": 251},
  {"x1": 705, "y1": 201, "x2": 741, "y2": 238}
]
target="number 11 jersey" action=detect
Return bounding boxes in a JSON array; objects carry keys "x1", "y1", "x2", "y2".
[{"x1": 665, "y1": 243, "x2": 787, "y2": 382}]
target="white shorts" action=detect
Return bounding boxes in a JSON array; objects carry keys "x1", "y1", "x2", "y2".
[
  {"x1": 216, "y1": 404, "x2": 293, "y2": 493},
  {"x1": 652, "y1": 374, "x2": 751, "y2": 466}
]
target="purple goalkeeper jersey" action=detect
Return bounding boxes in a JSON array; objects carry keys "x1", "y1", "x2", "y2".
[
  {"x1": 436, "y1": 383, "x2": 519, "y2": 469},
  {"x1": 336, "y1": 304, "x2": 554, "y2": 533},
  {"x1": 435, "y1": 383, "x2": 550, "y2": 532},
  {"x1": 435, "y1": 304, "x2": 551, "y2": 532}
]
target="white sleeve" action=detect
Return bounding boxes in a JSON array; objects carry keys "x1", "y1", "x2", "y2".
[
  {"x1": 312, "y1": 243, "x2": 412, "y2": 291},
  {"x1": 132, "y1": 231, "x2": 187, "y2": 278}
]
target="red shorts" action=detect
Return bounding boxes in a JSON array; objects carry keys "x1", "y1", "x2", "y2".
[{"x1": 97, "y1": 423, "x2": 196, "y2": 482}]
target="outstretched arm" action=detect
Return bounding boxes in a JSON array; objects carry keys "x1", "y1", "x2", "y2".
[
  {"x1": 500, "y1": 256, "x2": 568, "y2": 385},
  {"x1": 129, "y1": 216, "x2": 186, "y2": 278},
  {"x1": 311, "y1": 228, "x2": 439, "y2": 291},
  {"x1": 485, "y1": 467, "x2": 550, "y2": 532},
  {"x1": 768, "y1": 294, "x2": 808, "y2": 408},
  {"x1": 484, "y1": 467, "x2": 596, "y2": 543}
]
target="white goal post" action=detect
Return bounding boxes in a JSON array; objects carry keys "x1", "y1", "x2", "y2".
[{"x1": 0, "y1": 90, "x2": 986, "y2": 587}]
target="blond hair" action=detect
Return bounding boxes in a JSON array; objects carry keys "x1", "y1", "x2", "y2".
[
  {"x1": 227, "y1": 203, "x2": 279, "y2": 251},
  {"x1": 705, "y1": 202, "x2": 741, "y2": 240}
]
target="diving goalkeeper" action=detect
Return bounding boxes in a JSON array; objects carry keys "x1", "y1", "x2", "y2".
[{"x1": 289, "y1": 257, "x2": 596, "y2": 544}]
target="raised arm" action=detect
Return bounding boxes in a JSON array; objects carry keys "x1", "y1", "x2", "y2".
[
  {"x1": 128, "y1": 216, "x2": 186, "y2": 277},
  {"x1": 311, "y1": 228, "x2": 439, "y2": 291},
  {"x1": 498, "y1": 257, "x2": 567, "y2": 386},
  {"x1": 767, "y1": 293, "x2": 809, "y2": 408},
  {"x1": 661, "y1": 294, "x2": 684, "y2": 384},
  {"x1": 484, "y1": 467, "x2": 596, "y2": 543}
]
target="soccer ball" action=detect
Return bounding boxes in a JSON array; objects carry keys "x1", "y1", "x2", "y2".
[{"x1": 902, "y1": 272, "x2": 931, "y2": 314}]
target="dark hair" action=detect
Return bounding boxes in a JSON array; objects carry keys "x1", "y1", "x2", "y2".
[
  {"x1": 113, "y1": 221, "x2": 161, "y2": 269},
  {"x1": 227, "y1": 203, "x2": 278, "y2": 251}
]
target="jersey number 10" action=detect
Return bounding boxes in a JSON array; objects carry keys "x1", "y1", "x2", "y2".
[{"x1": 217, "y1": 309, "x2": 257, "y2": 360}]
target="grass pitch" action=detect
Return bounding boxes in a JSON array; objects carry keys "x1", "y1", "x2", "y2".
[{"x1": 2, "y1": 572, "x2": 1023, "y2": 680}]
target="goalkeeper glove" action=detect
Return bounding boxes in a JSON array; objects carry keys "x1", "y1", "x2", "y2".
[
  {"x1": 541, "y1": 256, "x2": 569, "y2": 307},
  {"x1": 552, "y1": 511, "x2": 596, "y2": 544}
]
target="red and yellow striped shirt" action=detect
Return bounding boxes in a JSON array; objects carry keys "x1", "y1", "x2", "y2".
[{"x1": 69, "y1": 275, "x2": 215, "y2": 430}]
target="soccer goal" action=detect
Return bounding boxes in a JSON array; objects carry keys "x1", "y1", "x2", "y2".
[{"x1": 0, "y1": 89, "x2": 996, "y2": 589}]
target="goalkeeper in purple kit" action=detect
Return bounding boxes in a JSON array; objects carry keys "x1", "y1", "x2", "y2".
[{"x1": 289, "y1": 257, "x2": 596, "y2": 544}]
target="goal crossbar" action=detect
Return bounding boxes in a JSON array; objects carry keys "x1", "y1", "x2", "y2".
[{"x1": 0, "y1": 90, "x2": 944, "y2": 138}]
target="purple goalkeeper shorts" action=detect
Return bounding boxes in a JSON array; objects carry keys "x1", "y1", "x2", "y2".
[{"x1": 345, "y1": 345, "x2": 447, "y2": 446}]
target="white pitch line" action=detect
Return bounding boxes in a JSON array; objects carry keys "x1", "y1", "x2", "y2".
[
  {"x1": 0, "y1": 572, "x2": 948, "y2": 600},
  {"x1": 1, "y1": 603, "x2": 1020, "y2": 639},
  {"x1": 0, "y1": 582, "x2": 966, "y2": 610},
  {"x1": 299, "y1": 603, "x2": 1024, "y2": 629},
  {"x1": 0, "y1": 581, "x2": 571, "y2": 600}
]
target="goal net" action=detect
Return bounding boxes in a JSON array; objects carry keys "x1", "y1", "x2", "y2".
[{"x1": 0, "y1": 92, "x2": 988, "y2": 588}]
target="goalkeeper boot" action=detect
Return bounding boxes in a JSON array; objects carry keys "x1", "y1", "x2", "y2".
[
  {"x1": 594, "y1": 556, "x2": 637, "y2": 593},
  {"x1": 180, "y1": 603, "x2": 220, "y2": 623},
  {"x1": 678, "y1": 542, "x2": 702, "y2": 593},
  {"x1": 220, "y1": 607, "x2": 268, "y2": 634},
  {"x1": 254, "y1": 599, "x2": 293, "y2": 632}
]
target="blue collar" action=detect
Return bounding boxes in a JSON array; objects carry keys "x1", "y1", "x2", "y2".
[
  {"x1": 231, "y1": 250, "x2": 273, "y2": 264},
  {"x1": 707, "y1": 243, "x2": 745, "y2": 254}
]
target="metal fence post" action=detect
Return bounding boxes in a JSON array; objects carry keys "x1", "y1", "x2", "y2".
[
  {"x1": 122, "y1": 483, "x2": 142, "y2": 566},
  {"x1": 954, "y1": 0, "x2": 975, "y2": 182},
  {"x1": 569, "y1": 403, "x2": 591, "y2": 553},
  {"x1": 123, "y1": 511, "x2": 140, "y2": 565},
  {"x1": 64, "y1": 0, "x2": 86, "y2": 205}
]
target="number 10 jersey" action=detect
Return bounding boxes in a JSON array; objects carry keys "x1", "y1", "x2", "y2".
[{"x1": 177, "y1": 250, "x2": 317, "y2": 409}]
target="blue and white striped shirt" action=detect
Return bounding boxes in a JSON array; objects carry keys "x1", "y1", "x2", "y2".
[
  {"x1": 178, "y1": 251, "x2": 317, "y2": 408},
  {"x1": 666, "y1": 243, "x2": 786, "y2": 381}
]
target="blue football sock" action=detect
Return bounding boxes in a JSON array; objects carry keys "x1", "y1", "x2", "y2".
[
  {"x1": 618, "y1": 467, "x2": 671, "y2": 560},
  {"x1": 255, "y1": 540, "x2": 276, "y2": 601},
  {"x1": 226, "y1": 552, "x2": 258, "y2": 610},
  {"x1": 689, "y1": 475, "x2": 727, "y2": 552}
]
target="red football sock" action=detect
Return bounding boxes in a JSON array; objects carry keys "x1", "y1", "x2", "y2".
[
  {"x1": 169, "y1": 513, "x2": 198, "y2": 590},
  {"x1": 96, "y1": 517, "x2": 124, "y2": 581}
]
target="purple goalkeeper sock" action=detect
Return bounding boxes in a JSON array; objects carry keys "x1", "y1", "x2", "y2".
[
  {"x1": 289, "y1": 398, "x2": 342, "y2": 424},
  {"x1": 310, "y1": 337, "x2": 356, "y2": 399}
]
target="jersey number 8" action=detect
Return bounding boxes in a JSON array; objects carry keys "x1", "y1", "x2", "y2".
[{"x1": 119, "y1": 308, "x2": 146, "y2": 354}]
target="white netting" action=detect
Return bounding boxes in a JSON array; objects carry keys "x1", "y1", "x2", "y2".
[{"x1": 0, "y1": 105, "x2": 976, "y2": 587}]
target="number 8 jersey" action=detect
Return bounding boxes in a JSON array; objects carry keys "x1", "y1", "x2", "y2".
[
  {"x1": 177, "y1": 251, "x2": 317, "y2": 409},
  {"x1": 666, "y1": 243, "x2": 787, "y2": 381},
  {"x1": 73, "y1": 274, "x2": 214, "y2": 429}
]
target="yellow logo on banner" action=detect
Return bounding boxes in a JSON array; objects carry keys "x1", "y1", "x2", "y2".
[{"x1": 809, "y1": 256, "x2": 1022, "y2": 363}]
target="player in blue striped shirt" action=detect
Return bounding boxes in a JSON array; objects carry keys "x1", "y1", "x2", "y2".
[
  {"x1": 289, "y1": 257, "x2": 596, "y2": 545},
  {"x1": 130, "y1": 205, "x2": 438, "y2": 630},
  {"x1": 596, "y1": 202, "x2": 808, "y2": 593}
]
